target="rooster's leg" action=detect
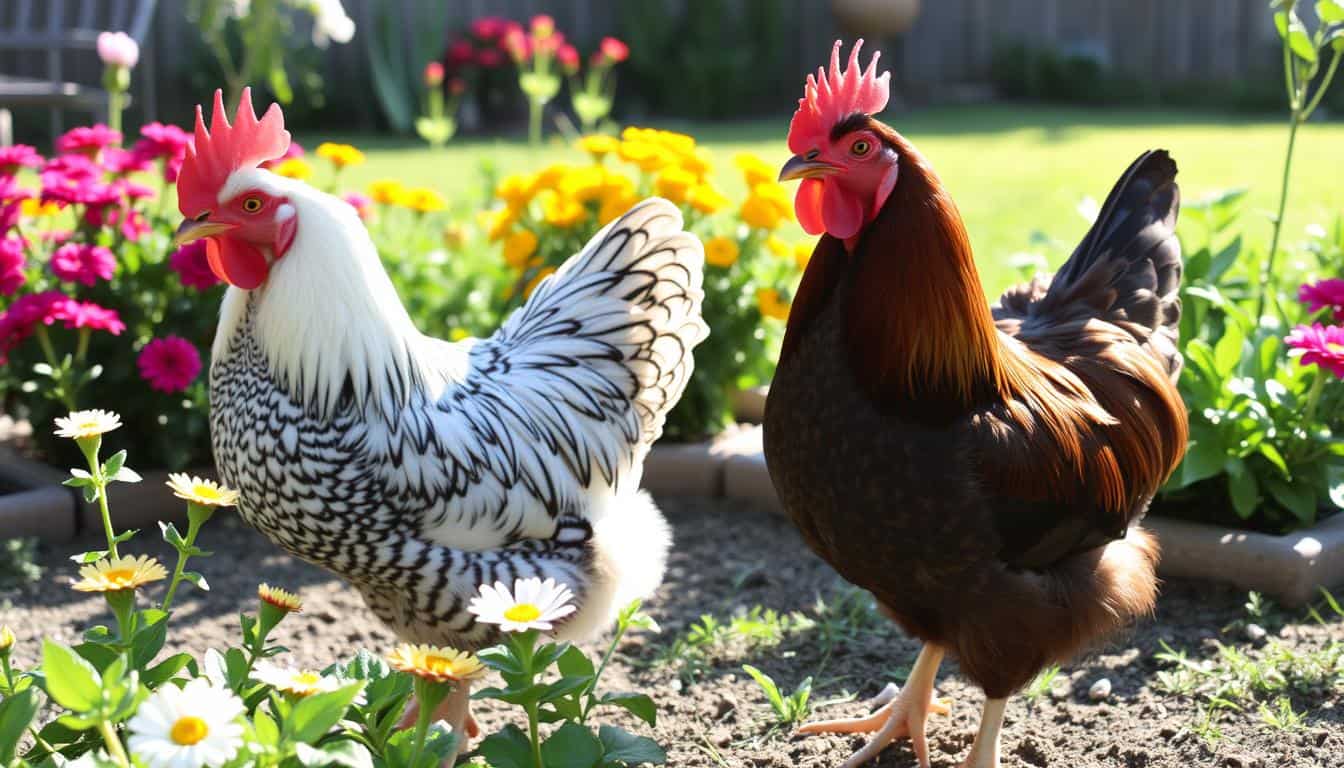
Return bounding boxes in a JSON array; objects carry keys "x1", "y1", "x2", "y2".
[
  {"x1": 796, "y1": 644, "x2": 950, "y2": 768},
  {"x1": 397, "y1": 682, "x2": 477, "y2": 766},
  {"x1": 958, "y1": 697, "x2": 1006, "y2": 768}
]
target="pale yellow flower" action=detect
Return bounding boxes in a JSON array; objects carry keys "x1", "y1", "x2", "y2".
[
  {"x1": 617, "y1": 140, "x2": 672, "y2": 173},
  {"x1": 273, "y1": 158, "x2": 312, "y2": 180},
  {"x1": 166, "y1": 474, "x2": 240, "y2": 508},
  {"x1": 679, "y1": 149, "x2": 714, "y2": 180},
  {"x1": 502, "y1": 229, "x2": 539, "y2": 269},
  {"x1": 757, "y1": 287, "x2": 791, "y2": 321},
  {"x1": 257, "y1": 583, "x2": 302, "y2": 613},
  {"x1": 0, "y1": 625, "x2": 14, "y2": 653},
  {"x1": 315, "y1": 142, "x2": 365, "y2": 168},
  {"x1": 399, "y1": 187, "x2": 447, "y2": 213},
  {"x1": 54, "y1": 409, "x2": 121, "y2": 440},
  {"x1": 73, "y1": 555, "x2": 168, "y2": 593},
  {"x1": 386, "y1": 644, "x2": 486, "y2": 684},
  {"x1": 765, "y1": 235, "x2": 791, "y2": 258},
  {"x1": 557, "y1": 165, "x2": 609, "y2": 204},
  {"x1": 534, "y1": 164, "x2": 571, "y2": 192},
  {"x1": 704, "y1": 236, "x2": 740, "y2": 268},
  {"x1": 651, "y1": 129, "x2": 695, "y2": 156},
  {"x1": 740, "y1": 194, "x2": 786, "y2": 230},
  {"x1": 252, "y1": 662, "x2": 345, "y2": 697},
  {"x1": 368, "y1": 179, "x2": 406, "y2": 205}
]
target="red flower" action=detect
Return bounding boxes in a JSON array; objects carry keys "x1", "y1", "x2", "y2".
[
  {"x1": 502, "y1": 24, "x2": 530, "y2": 62},
  {"x1": 557, "y1": 44, "x2": 579, "y2": 74},
  {"x1": 1286, "y1": 323, "x2": 1344, "y2": 378},
  {"x1": 50, "y1": 243, "x2": 115, "y2": 286},
  {"x1": 137, "y1": 335, "x2": 202, "y2": 393},
  {"x1": 169, "y1": 240, "x2": 221, "y2": 290},
  {"x1": 0, "y1": 236, "x2": 24, "y2": 295},
  {"x1": 447, "y1": 39, "x2": 474, "y2": 68},
  {"x1": 55, "y1": 125, "x2": 122, "y2": 158},
  {"x1": 476, "y1": 47, "x2": 504, "y2": 68},
  {"x1": 530, "y1": 15, "x2": 555, "y2": 39},
  {"x1": 1299, "y1": 278, "x2": 1344, "y2": 320},
  {"x1": 470, "y1": 16, "x2": 508, "y2": 41},
  {"x1": 598, "y1": 37, "x2": 629, "y2": 64},
  {"x1": 0, "y1": 145, "x2": 43, "y2": 176},
  {"x1": 0, "y1": 291, "x2": 61, "y2": 362},
  {"x1": 424, "y1": 61, "x2": 445, "y2": 86}
]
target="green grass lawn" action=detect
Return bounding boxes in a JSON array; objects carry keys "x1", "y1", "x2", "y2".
[{"x1": 304, "y1": 105, "x2": 1344, "y2": 296}]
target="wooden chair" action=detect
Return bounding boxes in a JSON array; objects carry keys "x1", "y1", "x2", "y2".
[{"x1": 0, "y1": 0, "x2": 158, "y2": 145}]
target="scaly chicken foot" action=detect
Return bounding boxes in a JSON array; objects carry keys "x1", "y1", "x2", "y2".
[
  {"x1": 796, "y1": 644, "x2": 949, "y2": 768},
  {"x1": 397, "y1": 683, "x2": 480, "y2": 766},
  {"x1": 958, "y1": 697, "x2": 1006, "y2": 768}
]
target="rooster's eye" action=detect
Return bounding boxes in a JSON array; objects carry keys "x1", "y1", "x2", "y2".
[
  {"x1": 850, "y1": 139, "x2": 871, "y2": 157},
  {"x1": 242, "y1": 197, "x2": 264, "y2": 213}
]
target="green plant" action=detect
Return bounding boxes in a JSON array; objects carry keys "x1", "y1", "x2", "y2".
[
  {"x1": 0, "y1": 538, "x2": 41, "y2": 590},
  {"x1": 1023, "y1": 664, "x2": 1061, "y2": 705},
  {"x1": 741, "y1": 665, "x2": 812, "y2": 727},
  {"x1": 364, "y1": 2, "x2": 449, "y2": 134}
]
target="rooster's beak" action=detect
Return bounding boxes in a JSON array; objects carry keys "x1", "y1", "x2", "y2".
[
  {"x1": 778, "y1": 156, "x2": 840, "y2": 182},
  {"x1": 173, "y1": 218, "x2": 236, "y2": 247}
]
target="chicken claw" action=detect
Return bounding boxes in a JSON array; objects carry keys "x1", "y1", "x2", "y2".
[{"x1": 796, "y1": 645, "x2": 948, "y2": 768}]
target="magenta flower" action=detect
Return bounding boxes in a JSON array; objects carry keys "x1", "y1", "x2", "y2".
[
  {"x1": 41, "y1": 155, "x2": 113, "y2": 206},
  {"x1": 1299, "y1": 278, "x2": 1344, "y2": 320},
  {"x1": 471, "y1": 16, "x2": 508, "y2": 40},
  {"x1": 134, "y1": 122, "x2": 190, "y2": 182},
  {"x1": 102, "y1": 147, "x2": 153, "y2": 175},
  {"x1": 51, "y1": 298, "x2": 124, "y2": 335},
  {"x1": 0, "y1": 176, "x2": 32, "y2": 233},
  {"x1": 0, "y1": 236, "x2": 25, "y2": 295},
  {"x1": 343, "y1": 192, "x2": 373, "y2": 220},
  {"x1": 0, "y1": 145, "x2": 42, "y2": 175},
  {"x1": 0, "y1": 292, "x2": 58, "y2": 363},
  {"x1": 50, "y1": 243, "x2": 116, "y2": 286},
  {"x1": 55, "y1": 125, "x2": 122, "y2": 157},
  {"x1": 169, "y1": 240, "x2": 220, "y2": 290},
  {"x1": 137, "y1": 335, "x2": 202, "y2": 393},
  {"x1": 97, "y1": 31, "x2": 140, "y2": 69},
  {"x1": 1286, "y1": 323, "x2": 1344, "y2": 378},
  {"x1": 260, "y1": 141, "x2": 305, "y2": 170}
]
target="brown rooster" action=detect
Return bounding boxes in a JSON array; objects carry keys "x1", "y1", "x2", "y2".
[{"x1": 763, "y1": 41, "x2": 1187, "y2": 768}]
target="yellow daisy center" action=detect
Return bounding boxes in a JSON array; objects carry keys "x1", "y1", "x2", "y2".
[
  {"x1": 103, "y1": 568, "x2": 137, "y2": 587},
  {"x1": 170, "y1": 716, "x2": 209, "y2": 746},
  {"x1": 191, "y1": 485, "x2": 224, "y2": 501},
  {"x1": 293, "y1": 672, "x2": 323, "y2": 686},
  {"x1": 504, "y1": 603, "x2": 542, "y2": 623}
]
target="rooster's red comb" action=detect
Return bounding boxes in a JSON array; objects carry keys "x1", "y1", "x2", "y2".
[
  {"x1": 177, "y1": 87, "x2": 290, "y2": 216},
  {"x1": 786, "y1": 40, "x2": 890, "y2": 156}
]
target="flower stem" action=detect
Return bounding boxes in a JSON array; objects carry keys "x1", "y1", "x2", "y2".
[
  {"x1": 529, "y1": 99, "x2": 543, "y2": 146},
  {"x1": 1303, "y1": 367, "x2": 1327, "y2": 427},
  {"x1": 160, "y1": 512, "x2": 205, "y2": 612},
  {"x1": 1256, "y1": 113, "x2": 1300, "y2": 324},
  {"x1": 526, "y1": 701, "x2": 545, "y2": 768},
  {"x1": 97, "y1": 719, "x2": 130, "y2": 768}
]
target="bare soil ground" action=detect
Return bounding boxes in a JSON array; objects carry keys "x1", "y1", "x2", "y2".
[{"x1": 3, "y1": 496, "x2": 1342, "y2": 768}]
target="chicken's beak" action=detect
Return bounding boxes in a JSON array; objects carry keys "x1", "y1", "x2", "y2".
[
  {"x1": 173, "y1": 218, "x2": 236, "y2": 247},
  {"x1": 778, "y1": 156, "x2": 840, "y2": 182}
]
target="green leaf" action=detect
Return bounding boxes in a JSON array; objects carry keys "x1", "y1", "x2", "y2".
[
  {"x1": 1179, "y1": 431, "x2": 1227, "y2": 488},
  {"x1": 183, "y1": 571, "x2": 210, "y2": 591},
  {"x1": 600, "y1": 692, "x2": 657, "y2": 727},
  {"x1": 284, "y1": 682, "x2": 366, "y2": 743},
  {"x1": 478, "y1": 724, "x2": 534, "y2": 768},
  {"x1": 102, "y1": 450, "x2": 126, "y2": 480},
  {"x1": 556, "y1": 645, "x2": 596, "y2": 679},
  {"x1": 41, "y1": 639, "x2": 101, "y2": 712},
  {"x1": 540, "y1": 675, "x2": 595, "y2": 703},
  {"x1": 143, "y1": 653, "x2": 194, "y2": 687},
  {"x1": 1318, "y1": 0, "x2": 1344, "y2": 23},
  {"x1": 159, "y1": 521, "x2": 187, "y2": 550},
  {"x1": 541, "y1": 722, "x2": 603, "y2": 768},
  {"x1": 742, "y1": 665, "x2": 783, "y2": 713},
  {"x1": 0, "y1": 687, "x2": 41, "y2": 764},
  {"x1": 598, "y1": 725, "x2": 667, "y2": 766},
  {"x1": 69, "y1": 549, "x2": 107, "y2": 564},
  {"x1": 1276, "y1": 9, "x2": 1319, "y2": 63},
  {"x1": 1265, "y1": 477, "x2": 1318, "y2": 523},
  {"x1": 253, "y1": 708, "x2": 281, "y2": 747},
  {"x1": 1227, "y1": 460, "x2": 1260, "y2": 518},
  {"x1": 132, "y1": 611, "x2": 170, "y2": 669},
  {"x1": 1258, "y1": 443, "x2": 1291, "y2": 478}
]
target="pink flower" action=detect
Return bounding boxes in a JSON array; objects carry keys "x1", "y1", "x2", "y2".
[
  {"x1": 0, "y1": 236, "x2": 24, "y2": 295},
  {"x1": 530, "y1": 15, "x2": 555, "y2": 38},
  {"x1": 0, "y1": 291, "x2": 63, "y2": 362},
  {"x1": 502, "y1": 23, "x2": 529, "y2": 62},
  {"x1": 1299, "y1": 278, "x2": 1344, "y2": 320},
  {"x1": 259, "y1": 141, "x2": 305, "y2": 170},
  {"x1": 470, "y1": 16, "x2": 508, "y2": 41},
  {"x1": 598, "y1": 37, "x2": 629, "y2": 64},
  {"x1": 0, "y1": 177, "x2": 31, "y2": 233},
  {"x1": 41, "y1": 155, "x2": 114, "y2": 206},
  {"x1": 137, "y1": 335, "x2": 202, "y2": 393},
  {"x1": 51, "y1": 299, "x2": 124, "y2": 335},
  {"x1": 169, "y1": 240, "x2": 220, "y2": 290},
  {"x1": 102, "y1": 146, "x2": 152, "y2": 175},
  {"x1": 97, "y1": 31, "x2": 140, "y2": 69},
  {"x1": 0, "y1": 145, "x2": 42, "y2": 175},
  {"x1": 447, "y1": 39, "x2": 474, "y2": 68},
  {"x1": 50, "y1": 243, "x2": 115, "y2": 286},
  {"x1": 557, "y1": 44, "x2": 579, "y2": 74},
  {"x1": 1286, "y1": 323, "x2": 1344, "y2": 378},
  {"x1": 134, "y1": 122, "x2": 190, "y2": 182},
  {"x1": 424, "y1": 61, "x2": 445, "y2": 86},
  {"x1": 56, "y1": 125, "x2": 122, "y2": 157},
  {"x1": 475, "y1": 47, "x2": 504, "y2": 68},
  {"x1": 343, "y1": 192, "x2": 373, "y2": 220}
]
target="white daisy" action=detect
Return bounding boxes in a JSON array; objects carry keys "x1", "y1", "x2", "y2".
[
  {"x1": 468, "y1": 577, "x2": 577, "y2": 633},
  {"x1": 127, "y1": 678, "x2": 244, "y2": 768},
  {"x1": 53, "y1": 409, "x2": 122, "y2": 440},
  {"x1": 251, "y1": 661, "x2": 361, "y2": 701}
]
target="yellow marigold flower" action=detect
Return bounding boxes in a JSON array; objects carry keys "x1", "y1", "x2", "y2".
[
  {"x1": 315, "y1": 142, "x2": 365, "y2": 168},
  {"x1": 273, "y1": 158, "x2": 312, "y2": 180},
  {"x1": 652, "y1": 129, "x2": 695, "y2": 156},
  {"x1": 757, "y1": 288, "x2": 791, "y2": 321},
  {"x1": 620, "y1": 126, "x2": 657, "y2": 144},
  {"x1": 735, "y1": 153, "x2": 777, "y2": 187},
  {"x1": 578, "y1": 134, "x2": 620, "y2": 160},
  {"x1": 258, "y1": 584, "x2": 302, "y2": 613},
  {"x1": 751, "y1": 182, "x2": 793, "y2": 217},
  {"x1": 653, "y1": 166, "x2": 697, "y2": 205},
  {"x1": 523, "y1": 266, "x2": 557, "y2": 299},
  {"x1": 481, "y1": 207, "x2": 517, "y2": 242},
  {"x1": 0, "y1": 625, "x2": 14, "y2": 653},
  {"x1": 73, "y1": 555, "x2": 168, "y2": 593},
  {"x1": 740, "y1": 194, "x2": 786, "y2": 230},
  {"x1": 795, "y1": 241, "x2": 814, "y2": 270},
  {"x1": 387, "y1": 644, "x2": 486, "y2": 684},
  {"x1": 54, "y1": 409, "x2": 121, "y2": 440},
  {"x1": 598, "y1": 192, "x2": 639, "y2": 226},
  {"x1": 541, "y1": 192, "x2": 587, "y2": 229},
  {"x1": 503, "y1": 229, "x2": 539, "y2": 269},
  {"x1": 688, "y1": 184, "x2": 730, "y2": 215},
  {"x1": 679, "y1": 149, "x2": 714, "y2": 181},
  {"x1": 558, "y1": 165, "x2": 608, "y2": 204},
  {"x1": 765, "y1": 235, "x2": 791, "y2": 258},
  {"x1": 617, "y1": 140, "x2": 672, "y2": 174},
  {"x1": 368, "y1": 179, "x2": 406, "y2": 205},
  {"x1": 400, "y1": 187, "x2": 447, "y2": 213},
  {"x1": 166, "y1": 474, "x2": 240, "y2": 508},
  {"x1": 449, "y1": 328, "x2": 470, "y2": 342},
  {"x1": 20, "y1": 199, "x2": 60, "y2": 217},
  {"x1": 496, "y1": 173, "x2": 539, "y2": 210},
  {"x1": 442, "y1": 224, "x2": 467, "y2": 251},
  {"x1": 704, "y1": 236, "x2": 740, "y2": 268},
  {"x1": 534, "y1": 164, "x2": 571, "y2": 191}
]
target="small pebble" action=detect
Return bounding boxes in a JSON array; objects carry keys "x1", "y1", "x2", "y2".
[
  {"x1": 1245, "y1": 623, "x2": 1267, "y2": 642},
  {"x1": 1088, "y1": 677, "x2": 1112, "y2": 701}
]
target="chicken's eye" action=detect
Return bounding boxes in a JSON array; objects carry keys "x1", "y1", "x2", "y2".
[
  {"x1": 850, "y1": 139, "x2": 872, "y2": 157},
  {"x1": 242, "y1": 197, "x2": 264, "y2": 213}
]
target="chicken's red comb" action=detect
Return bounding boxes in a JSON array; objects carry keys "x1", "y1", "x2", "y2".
[
  {"x1": 177, "y1": 87, "x2": 290, "y2": 216},
  {"x1": 786, "y1": 39, "x2": 890, "y2": 155}
]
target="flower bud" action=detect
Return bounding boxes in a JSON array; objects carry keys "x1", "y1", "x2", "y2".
[
  {"x1": 97, "y1": 31, "x2": 139, "y2": 69},
  {"x1": 424, "y1": 61, "x2": 445, "y2": 87},
  {"x1": 0, "y1": 625, "x2": 15, "y2": 654}
]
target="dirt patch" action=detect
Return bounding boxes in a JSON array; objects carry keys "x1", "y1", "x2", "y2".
[{"x1": 3, "y1": 497, "x2": 1342, "y2": 767}]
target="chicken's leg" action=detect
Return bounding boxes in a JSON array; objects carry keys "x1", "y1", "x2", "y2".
[
  {"x1": 959, "y1": 697, "x2": 1006, "y2": 768},
  {"x1": 398, "y1": 683, "x2": 480, "y2": 766},
  {"x1": 796, "y1": 644, "x2": 951, "y2": 768}
]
